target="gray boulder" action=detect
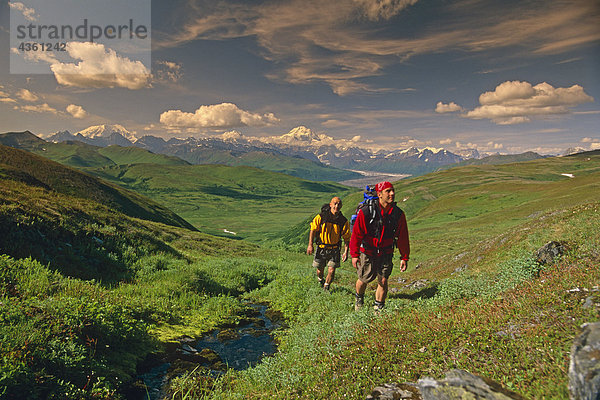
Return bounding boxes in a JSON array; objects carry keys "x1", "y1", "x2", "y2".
[
  {"x1": 418, "y1": 370, "x2": 524, "y2": 400},
  {"x1": 536, "y1": 241, "x2": 565, "y2": 265},
  {"x1": 569, "y1": 322, "x2": 600, "y2": 400},
  {"x1": 366, "y1": 370, "x2": 524, "y2": 400}
]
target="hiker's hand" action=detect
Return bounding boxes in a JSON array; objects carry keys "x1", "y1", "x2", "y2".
[
  {"x1": 342, "y1": 251, "x2": 348, "y2": 262},
  {"x1": 399, "y1": 259, "x2": 408, "y2": 272},
  {"x1": 352, "y1": 257, "x2": 359, "y2": 269},
  {"x1": 306, "y1": 244, "x2": 313, "y2": 255}
]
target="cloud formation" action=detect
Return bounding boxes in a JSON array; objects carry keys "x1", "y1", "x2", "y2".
[
  {"x1": 466, "y1": 81, "x2": 594, "y2": 124},
  {"x1": 16, "y1": 89, "x2": 39, "y2": 102},
  {"x1": 160, "y1": 103, "x2": 280, "y2": 129},
  {"x1": 8, "y1": 1, "x2": 37, "y2": 21},
  {"x1": 157, "y1": 0, "x2": 599, "y2": 95},
  {"x1": 16, "y1": 103, "x2": 58, "y2": 114},
  {"x1": 438, "y1": 80, "x2": 594, "y2": 125},
  {"x1": 435, "y1": 101, "x2": 463, "y2": 113},
  {"x1": 66, "y1": 104, "x2": 88, "y2": 119},
  {"x1": 51, "y1": 42, "x2": 151, "y2": 90}
]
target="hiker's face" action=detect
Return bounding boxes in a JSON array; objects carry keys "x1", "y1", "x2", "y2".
[
  {"x1": 330, "y1": 198, "x2": 342, "y2": 214},
  {"x1": 378, "y1": 187, "x2": 395, "y2": 206}
]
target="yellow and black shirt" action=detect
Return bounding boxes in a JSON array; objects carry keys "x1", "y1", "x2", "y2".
[{"x1": 310, "y1": 212, "x2": 351, "y2": 249}]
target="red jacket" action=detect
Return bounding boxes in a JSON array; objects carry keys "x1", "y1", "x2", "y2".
[{"x1": 350, "y1": 203, "x2": 410, "y2": 260}]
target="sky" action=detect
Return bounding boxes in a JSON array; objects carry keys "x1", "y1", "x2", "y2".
[{"x1": 0, "y1": 0, "x2": 599, "y2": 155}]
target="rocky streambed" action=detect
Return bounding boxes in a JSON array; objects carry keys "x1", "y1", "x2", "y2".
[{"x1": 134, "y1": 303, "x2": 285, "y2": 399}]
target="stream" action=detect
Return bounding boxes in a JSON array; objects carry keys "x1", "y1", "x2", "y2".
[{"x1": 137, "y1": 303, "x2": 284, "y2": 399}]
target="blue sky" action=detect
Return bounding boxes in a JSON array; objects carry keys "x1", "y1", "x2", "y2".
[{"x1": 1, "y1": 0, "x2": 599, "y2": 154}]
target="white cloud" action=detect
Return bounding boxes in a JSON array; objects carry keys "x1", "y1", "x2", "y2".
[
  {"x1": 581, "y1": 137, "x2": 596, "y2": 143},
  {"x1": 51, "y1": 42, "x2": 151, "y2": 90},
  {"x1": 0, "y1": 98, "x2": 17, "y2": 104},
  {"x1": 353, "y1": 0, "x2": 419, "y2": 20},
  {"x1": 591, "y1": 143, "x2": 600, "y2": 150},
  {"x1": 66, "y1": 104, "x2": 88, "y2": 119},
  {"x1": 435, "y1": 101, "x2": 463, "y2": 113},
  {"x1": 16, "y1": 89, "x2": 39, "y2": 102},
  {"x1": 8, "y1": 2, "x2": 37, "y2": 21},
  {"x1": 222, "y1": 130, "x2": 244, "y2": 140},
  {"x1": 160, "y1": 103, "x2": 280, "y2": 129},
  {"x1": 439, "y1": 138, "x2": 452, "y2": 145},
  {"x1": 463, "y1": 81, "x2": 594, "y2": 125},
  {"x1": 17, "y1": 103, "x2": 58, "y2": 114}
]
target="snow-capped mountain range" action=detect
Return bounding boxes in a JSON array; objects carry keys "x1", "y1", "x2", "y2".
[{"x1": 46, "y1": 124, "x2": 477, "y2": 175}]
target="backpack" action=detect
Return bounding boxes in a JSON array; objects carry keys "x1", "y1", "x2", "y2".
[
  {"x1": 351, "y1": 186, "x2": 403, "y2": 242},
  {"x1": 350, "y1": 186, "x2": 379, "y2": 229},
  {"x1": 316, "y1": 203, "x2": 347, "y2": 248}
]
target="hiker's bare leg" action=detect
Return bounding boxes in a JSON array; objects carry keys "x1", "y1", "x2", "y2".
[
  {"x1": 375, "y1": 276, "x2": 388, "y2": 303},
  {"x1": 325, "y1": 266, "x2": 335, "y2": 285},
  {"x1": 355, "y1": 279, "x2": 367, "y2": 296},
  {"x1": 316, "y1": 267, "x2": 324, "y2": 281}
]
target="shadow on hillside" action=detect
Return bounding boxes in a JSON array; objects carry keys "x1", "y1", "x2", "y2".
[{"x1": 389, "y1": 284, "x2": 438, "y2": 301}]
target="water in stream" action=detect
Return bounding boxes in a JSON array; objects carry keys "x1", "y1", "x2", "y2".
[{"x1": 138, "y1": 303, "x2": 282, "y2": 399}]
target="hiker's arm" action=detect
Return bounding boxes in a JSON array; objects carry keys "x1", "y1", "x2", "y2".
[
  {"x1": 307, "y1": 229, "x2": 316, "y2": 255},
  {"x1": 307, "y1": 215, "x2": 321, "y2": 255},
  {"x1": 342, "y1": 243, "x2": 349, "y2": 262},
  {"x1": 341, "y1": 220, "x2": 350, "y2": 262},
  {"x1": 396, "y1": 213, "x2": 410, "y2": 269}
]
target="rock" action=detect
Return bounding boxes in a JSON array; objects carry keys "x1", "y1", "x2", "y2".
[
  {"x1": 217, "y1": 328, "x2": 240, "y2": 342},
  {"x1": 536, "y1": 241, "x2": 565, "y2": 265},
  {"x1": 569, "y1": 322, "x2": 600, "y2": 400},
  {"x1": 367, "y1": 370, "x2": 524, "y2": 400},
  {"x1": 366, "y1": 382, "x2": 417, "y2": 399},
  {"x1": 418, "y1": 370, "x2": 525, "y2": 399}
]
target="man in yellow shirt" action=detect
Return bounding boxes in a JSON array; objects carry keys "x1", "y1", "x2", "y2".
[{"x1": 306, "y1": 197, "x2": 351, "y2": 290}]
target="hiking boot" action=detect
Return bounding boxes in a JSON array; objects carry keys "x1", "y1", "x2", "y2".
[
  {"x1": 373, "y1": 300, "x2": 385, "y2": 311},
  {"x1": 354, "y1": 293, "x2": 364, "y2": 311},
  {"x1": 317, "y1": 278, "x2": 325, "y2": 287},
  {"x1": 323, "y1": 283, "x2": 330, "y2": 291}
]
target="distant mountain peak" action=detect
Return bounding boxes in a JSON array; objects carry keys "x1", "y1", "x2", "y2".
[{"x1": 76, "y1": 124, "x2": 136, "y2": 142}]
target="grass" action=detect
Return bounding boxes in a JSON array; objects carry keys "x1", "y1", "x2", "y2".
[
  {"x1": 1, "y1": 146, "x2": 599, "y2": 399},
  {"x1": 200, "y1": 200, "x2": 599, "y2": 399},
  {"x1": 87, "y1": 163, "x2": 354, "y2": 242}
]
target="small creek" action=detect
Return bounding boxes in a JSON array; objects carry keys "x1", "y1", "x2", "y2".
[{"x1": 137, "y1": 303, "x2": 284, "y2": 399}]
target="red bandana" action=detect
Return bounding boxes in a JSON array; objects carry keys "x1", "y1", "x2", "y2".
[{"x1": 376, "y1": 181, "x2": 393, "y2": 193}]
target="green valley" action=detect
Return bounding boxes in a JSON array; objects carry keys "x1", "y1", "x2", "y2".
[{"x1": 1, "y1": 144, "x2": 598, "y2": 399}]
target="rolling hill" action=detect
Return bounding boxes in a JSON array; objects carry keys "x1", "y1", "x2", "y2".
[
  {"x1": 0, "y1": 131, "x2": 190, "y2": 168},
  {"x1": 0, "y1": 144, "x2": 195, "y2": 230},
  {"x1": 89, "y1": 163, "x2": 355, "y2": 241}
]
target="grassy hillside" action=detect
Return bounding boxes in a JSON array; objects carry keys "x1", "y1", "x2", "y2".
[
  {"x1": 2, "y1": 145, "x2": 598, "y2": 399},
  {"x1": 438, "y1": 151, "x2": 545, "y2": 171},
  {"x1": 166, "y1": 147, "x2": 362, "y2": 182},
  {"x1": 0, "y1": 132, "x2": 190, "y2": 168},
  {"x1": 0, "y1": 144, "x2": 195, "y2": 230},
  {"x1": 330, "y1": 151, "x2": 600, "y2": 277},
  {"x1": 0, "y1": 131, "x2": 360, "y2": 182},
  {"x1": 190, "y1": 152, "x2": 600, "y2": 400},
  {"x1": 0, "y1": 156, "x2": 279, "y2": 399},
  {"x1": 88, "y1": 163, "x2": 354, "y2": 242}
]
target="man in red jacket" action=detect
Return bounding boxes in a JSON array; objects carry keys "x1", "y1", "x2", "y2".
[{"x1": 350, "y1": 181, "x2": 410, "y2": 311}]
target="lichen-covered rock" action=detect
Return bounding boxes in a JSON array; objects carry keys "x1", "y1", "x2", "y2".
[
  {"x1": 366, "y1": 370, "x2": 524, "y2": 400},
  {"x1": 535, "y1": 241, "x2": 565, "y2": 265},
  {"x1": 418, "y1": 370, "x2": 524, "y2": 399},
  {"x1": 366, "y1": 382, "x2": 419, "y2": 399},
  {"x1": 569, "y1": 322, "x2": 600, "y2": 400}
]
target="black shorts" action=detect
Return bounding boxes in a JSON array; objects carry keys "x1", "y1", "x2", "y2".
[{"x1": 312, "y1": 246, "x2": 341, "y2": 269}]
